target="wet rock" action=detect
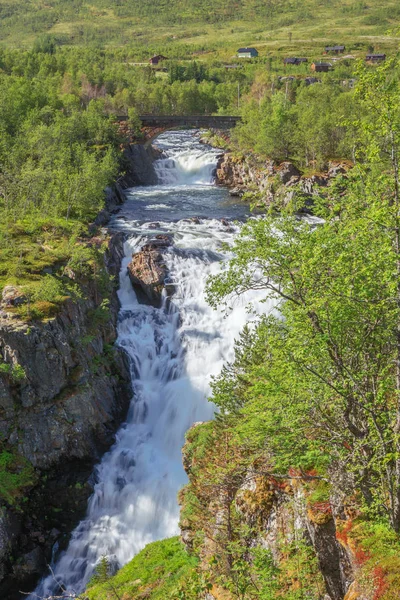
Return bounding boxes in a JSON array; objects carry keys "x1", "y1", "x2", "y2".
[
  {"x1": 278, "y1": 162, "x2": 301, "y2": 184},
  {"x1": 93, "y1": 209, "x2": 110, "y2": 227},
  {"x1": 0, "y1": 510, "x2": 20, "y2": 582},
  {"x1": 122, "y1": 144, "x2": 158, "y2": 186},
  {"x1": 12, "y1": 547, "x2": 45, "y2": 580},
  {"x1": 229, "y1": 187, "x2": 243, "y2": 197},
  {"x1": 127, "y1": 241, "x2": 171, "y2": 307}
]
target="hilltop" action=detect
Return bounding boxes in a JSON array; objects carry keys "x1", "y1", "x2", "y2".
[{"x1": 0, "y1": 0, "x2": 399, "y2": 59}]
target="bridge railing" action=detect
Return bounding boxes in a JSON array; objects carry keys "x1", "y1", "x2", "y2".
[{"x1": 117, "y1": 114, "x2": 241, "y2": 129}]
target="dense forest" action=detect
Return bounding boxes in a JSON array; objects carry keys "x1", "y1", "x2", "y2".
[{"x1": 0, "y1": 42, "x2": 360, "y2": 325}]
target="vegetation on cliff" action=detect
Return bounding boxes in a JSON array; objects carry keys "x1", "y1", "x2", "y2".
[
  {"x1": 186, "y1": 57, "x2": 400, "y2": 599},
  {"x1": 0, "y1": 50, "x2": 125, "y2": 511},
  {"x1": 85, "y1": 537, "x2": 203, "y2": 600}
]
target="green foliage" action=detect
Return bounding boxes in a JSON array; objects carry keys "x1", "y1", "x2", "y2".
[
  {"x1": 0, "y1": 361, "x2": 26, "y2": 382},
  {"x1": 233, "y1": 80, "x2": 356, "y2": 167},
  {"x1": 85, "y1": 537, "x2": 199, "y2": 600},
  {"x1": 0, "y1": 451, "x2": 36, "y2": 505},
  {"x1": 207, "y1": 57, "x2": 400, "y2": 533},
  {"x1": 88, "y1": 556, "x2": 113, "y2": 587},
  {"x1": 27, "y1": 275, "x2": 65, "y2": 303}
]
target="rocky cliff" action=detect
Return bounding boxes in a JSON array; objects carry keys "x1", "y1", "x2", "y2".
[
  {"x1": 179, "y1": 421, "x2": 396, "y2": 600},
  {"x1": 0, "y1": 139, "x2": 161, "y2": 598},
  {"x1": 0, "y1": 229, "x2": 132, "y2": 598},
  {"x1": 215, "y1": 153, "x2": 350, "y2": 212}
]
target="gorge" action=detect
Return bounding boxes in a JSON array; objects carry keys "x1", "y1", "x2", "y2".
[{"x1": 30, "y1": 130, "x2": 269, "y2": 598}]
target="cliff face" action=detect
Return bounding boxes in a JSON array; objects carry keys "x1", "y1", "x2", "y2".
[
  {"x1": 215, "y1": 153, "x2": 350, "y2": 211},
  {"x1": 0, "y1": 138, "x2": 161, "y2": 597},
  {"x1": 179, "y1": 421, "x2": 392, "y2": 600},
  {"x1": 0, "y1": 230, "x2": 132, "y2": 598}
]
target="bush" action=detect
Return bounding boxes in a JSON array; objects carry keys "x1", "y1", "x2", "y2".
[
  {"x1": 0, "y1": 451, "x2": 36, "y2": 505},
  {"x1": 30, "y1": 275, "x2": 65, "y2": 303}
]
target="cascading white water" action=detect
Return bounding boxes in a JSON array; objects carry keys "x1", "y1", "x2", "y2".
[
  {"x1": 153, "y1": 129, "x2": 221, "y2": 185},
  {"x1": 30, "y1": 131, "x2": 269, "y2": 598}
]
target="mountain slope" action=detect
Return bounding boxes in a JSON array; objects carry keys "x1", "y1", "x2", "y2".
[{"x1": 0, "y1": 0, "x2": 399, "y2": 53}]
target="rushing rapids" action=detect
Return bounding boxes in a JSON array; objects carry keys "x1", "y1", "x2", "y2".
[{"x1": 31, "y1": 130, "x2": 270, "y2": 597}]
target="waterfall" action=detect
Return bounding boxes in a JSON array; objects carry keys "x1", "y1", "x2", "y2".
[
  {"x1": 154, "y1": 129, "x2": 221, "y2": 185},
  {"x1": 30, "y1": 131, "x2": 269, "y2": 598}
]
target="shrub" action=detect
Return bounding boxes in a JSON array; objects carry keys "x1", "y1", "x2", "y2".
[{"x1": 0, "y1": 451, "x2": 36, "y2": 505}]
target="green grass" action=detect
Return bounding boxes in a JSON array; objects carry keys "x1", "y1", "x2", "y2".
[
  {"x1": 85, "y1": 537, "x2": 199, "y2": 600},
  {"x1": 0, "y1": 0, "x2": 399, "y2": 61}
]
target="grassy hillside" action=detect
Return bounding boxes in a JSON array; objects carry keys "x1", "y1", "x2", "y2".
[
  {"x1": 85, "y1": 537, "x2": 200, "y2": 600},
  {"x1": 0, "y1": 0, "x2": 399, "y2": 58}
]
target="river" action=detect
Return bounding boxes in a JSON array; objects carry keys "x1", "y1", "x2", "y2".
[{"x1": 31, "y1": 130, "x2": 268, "y2": 598}]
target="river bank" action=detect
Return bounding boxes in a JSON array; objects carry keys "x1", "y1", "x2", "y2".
[{"x1": 0, "y1": 142, "x2": 162, "y2": 599}]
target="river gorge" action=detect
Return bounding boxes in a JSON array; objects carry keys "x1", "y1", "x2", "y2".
[{"x1": 29, "y1": 130, "x2": 270, "y2": 598}]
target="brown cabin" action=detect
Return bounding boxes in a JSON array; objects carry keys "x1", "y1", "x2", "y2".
[
  {"x1": 311, "y1": 62, "x2": 332, "y2": 73},
  {"x1": 149, "y1": 55, "x2": 168, "y2": 65},
  {"x1": 366, "y1": 53, "x2": 386, "y2": 63}
]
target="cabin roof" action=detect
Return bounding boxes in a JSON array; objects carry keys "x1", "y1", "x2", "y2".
[
  {"x1": 284, "y1": 57, "x2": 308, "y2": 64},
  {"x1": 325, "y1": 45, "x2": 345, "y2": 50}
]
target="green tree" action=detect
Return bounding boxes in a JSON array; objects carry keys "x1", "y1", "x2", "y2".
[{"x1": 207, "y1": 59, "x2": 400, "y2": 532}]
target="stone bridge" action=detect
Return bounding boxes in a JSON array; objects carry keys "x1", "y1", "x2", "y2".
[{"x1": 118, "y1": 115, "x2": 242, "y2": 130}]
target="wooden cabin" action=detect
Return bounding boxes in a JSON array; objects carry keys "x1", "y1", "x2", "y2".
[
  {"x1": 237, "y1": 47, "x2": 258, "y2": 58},
  {"x1": 284, "y1": 57, "x2": 308, "y2": 65},
  {"x1": 325, "y1": 45, "x2": 345, "y2": 54},
  {"x1": 366, "y1": 53, "x2": 386, "y2": 63},
  {"x1": 311, "y1": 62, "x2": 332, "y2": 72}
]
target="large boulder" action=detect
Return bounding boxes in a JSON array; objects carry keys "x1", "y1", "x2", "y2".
[
  {"x1": 127, "y1": 236, "x2": 173, "y2": 307},
  {"x1": 278, "y1": 161, "x2": 301, "y2": 184},
  {"x1": 1, "y1": 286, "x2": 27, "y2": 308}
]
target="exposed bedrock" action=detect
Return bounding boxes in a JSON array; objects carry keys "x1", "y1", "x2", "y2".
[
  {"x1": 216, "y1": 153, "x2": 351, "y2": 211},
  {"x1": 0, "y1": 233, "x2": 131, "y2": 599}
]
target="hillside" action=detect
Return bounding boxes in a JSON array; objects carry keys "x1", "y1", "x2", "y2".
[{"x1": 0, "y1": 0, "x2": 399, "y2": 57}]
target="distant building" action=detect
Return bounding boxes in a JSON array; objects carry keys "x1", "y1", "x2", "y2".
[
  {"x1": 149, "y1": 55, "x2": 168, "y2": 65},
  {"x1": 311, "y1": 62, "x2": 332, "y2": 72},
  {"x1": 366, "y1": 53, "x2": 386, "y2": 63},
  {"x1": 284, "y1": 57, "x2": 308, "y2": 65},
  {"x1": 224, "y1": 64, "x2": 241, "y2": 69},
  {"x1": 305, "y1": 77, "x2": 321, "y2": 85},
  {"x1": 325, "y1": 45, "x2": 345, "y2": 54},
  {"x1": 237, "y1": 47, "x2": 258, "y2": 58}
]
